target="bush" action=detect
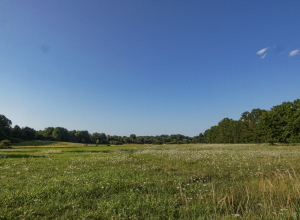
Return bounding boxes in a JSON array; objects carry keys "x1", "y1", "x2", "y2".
[
  {"x1": 0, "y1": 139, "x2": 12, "y2": 149},
  {"x1": 177, "y1": 141, "x2": 183, "y2": 145},
  {"x1": 110, "y1": 141, "x2": 123, "y2": 145},
  {"x1": 183, "y1": 139, "x2": 190, "y2": 144},
  {"x1": 152, "y1": 140, "x2": 162, "y2": 145}
]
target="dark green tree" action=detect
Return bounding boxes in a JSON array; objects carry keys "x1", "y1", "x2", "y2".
[
  {"x1": 11, "y1": 125, "x2": 22, "y2": 139},
  {"x1": 0, "y1": 115, "x2": 12, "y2": 141},
  {"x1": 21, "y1": 127, "x2": 36, "y2": 141},
  {"x1": 43, "y1": 127, "x2": 54, "y2": 140}
]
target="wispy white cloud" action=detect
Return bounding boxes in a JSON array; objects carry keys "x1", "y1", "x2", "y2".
[
  {"x1": 256, "y1": 47, "x2": 269, "y2": 55},
  {"x1": 261, "y1": 54, "x2": 267, "y2": 59},
  {"x1": 289, "y1": 49, "x2": 299, "y2": 57}
]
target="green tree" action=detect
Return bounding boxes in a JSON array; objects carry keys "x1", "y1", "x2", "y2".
[
  {"x1": 35, "y1": 130, "x2": 45, "y2": 140},
  {"x1": 43, "y1": 127, "x2": 54, "y2": 140},
  {"x1": 52, "y1": 127, "x2": 69, "y2": 141},
  {"x1": 11, "y1": 125, "x2": 22, "y2": 139},
  {"x1": 283, "y1": 99, "x2": 300, "y2": 142},
  {"x1": 0, "y1": 115, "x2": 12, "y2": 141},
  {"x1": 75, "y1": 131, "x2": 91, "y2": 143},
  {"x1": 21, "y1": 127, "x2": 36, "y2": 141},
  {"x1": 254, "y1": 111, "x2": 283, "y2": 144}
]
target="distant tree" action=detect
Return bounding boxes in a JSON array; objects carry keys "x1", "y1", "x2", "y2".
[
  {"x1": 240, "y1": 108, "x2": 266, "y2": 142},
  {"x1": 123, "y1": 136, "x2": 129, "y2": 144},
  {"x1": 152, "y1": 139, "x2": 162, "y2": 145},
  {"x1": 43, "y1": 127, "x2": 54, "y2": 140},
  {"x1": 183, "y1": 139, "x2": 190, "y2": 144},
  {"x1": 130, "y1": 134, "x2": 136, "y2": 143},
  {"x1": 254, "y1": 111, "x2": 283, "y2": 144},
  {"x1": 283, "y1": 99, "x2": 300, "y2": 143},
  {"x1": 91, "y1": 132, "x2": 101, "y2": 143},
  {"x1": 0, "y1": 115, "x2": 12, "y2": 141},
  {"x1": 136, "y1": 136, "x2": 145, "y2": 144},
  {"x1": 21, "y1": 127, "x2": 36, "y2": 141},
  {"x1": 75, "y1": 130, "x2": 91, "y2": 143},
  {"x1": 52, "y1": 127, "x2": 69, "y2": 141},
  {"x1": 35, "y1": 130, "x2": 45, "y2": 140},
  {"x1": 11, "y1": 125, "x2": 22, "y2": 139}
]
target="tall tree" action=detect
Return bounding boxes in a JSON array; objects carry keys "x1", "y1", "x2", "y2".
[
  {"x1": 11, "y1": 125, "x2": 22, "y2": 139},
  {"x1": 0, "y1": 115, "x2": 12, "y2": 141},
  {"x1": 21, "y1": 127, "x2": 36, "y2": 141}
]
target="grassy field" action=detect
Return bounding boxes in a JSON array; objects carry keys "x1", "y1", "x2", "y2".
[{"x1": 1, "y1": 141, "x2": 300, "y2": 219}]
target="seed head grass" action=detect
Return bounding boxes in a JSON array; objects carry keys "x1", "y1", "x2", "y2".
[{"x1": 1, "y1": 143, "x2": 300, "y2": 219}]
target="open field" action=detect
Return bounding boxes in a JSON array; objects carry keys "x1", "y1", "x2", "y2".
[{"x1": 1, "y1": 142, "x2": 300, "y2": 219}]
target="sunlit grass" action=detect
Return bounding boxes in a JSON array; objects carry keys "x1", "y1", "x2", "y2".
[{"x1": 1, "y1": 143, "x2": 300, "y2": 219}]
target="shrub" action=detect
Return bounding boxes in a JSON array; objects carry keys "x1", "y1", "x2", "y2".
[
  {"x1": 152, "y1": 140, "x2": 162, "y2": 145},
  {"x1": 110, "y1": 141, "x2": 123, "y2": 145},
  {"x1": 0, "y1": 139, "x2": 12, "y2": 149},
  {"x1": 183, "y1": 139, "x2": 190, "y2": 144}
]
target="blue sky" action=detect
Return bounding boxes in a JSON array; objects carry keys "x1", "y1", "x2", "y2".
[{"x1": 0, "y1": 1, "x2": 299, "y2": 136}]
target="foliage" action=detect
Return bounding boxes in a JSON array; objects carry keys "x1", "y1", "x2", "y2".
[
  {"x1": 0, "y1": 139, "x2": 11, "y2": 148},
  {"x1": 11, "y1": 125, "x2": 22, "y2": 139},
  {"x1": 202, "y1": 99, "x2": 300, "y2": 144},
  {"x1": 0, "y1": 114, "x2": 12, "y2": 141},
  {"x1": 21, "y1": 127, "x2": 36, "y2": 141},
  {"x1": 110, "y1": 140, "x2": 122, "y2": 145}
]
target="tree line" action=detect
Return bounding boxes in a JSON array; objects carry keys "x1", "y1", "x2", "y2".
[
  {"x1": 0, "y1": 98, "x2": 299, "y2": 145},
  {"x1": 0, "y1": 117, "x2": 193, "y2": 145},
  {"x1": 197, "y1": 98, "x2": 300, "y2": 144}
]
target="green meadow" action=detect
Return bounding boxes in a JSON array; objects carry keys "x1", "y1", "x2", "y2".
[{"x1": 1, "y1": 142, "x2": 300, "y2": 219}]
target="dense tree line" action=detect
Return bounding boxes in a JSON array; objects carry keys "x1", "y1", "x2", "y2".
[
  {"x1": 0, "y1": 98, "x2": 299, "y2": 145},
  {"x1": 0, "y1": 115, "x2": 193, "y2": 145},
  {"x1": 198, "y1": 99, "x2": 300, "y2": 144}
]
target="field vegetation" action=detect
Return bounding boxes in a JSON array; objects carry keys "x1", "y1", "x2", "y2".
[{"x1": 1, "y1": 142, "x2": 300, "y2": 219}]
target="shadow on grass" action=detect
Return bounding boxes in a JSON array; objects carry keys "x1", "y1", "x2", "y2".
[
  {"x1": 0, "y1": 154, "x2": 42, "y2": 159},
  {"x1": 61, "y1": 149, "x2": 136, "y2": 153},
  {"x1": 11, "y1": 140, "x2": 56, "y2": 147}
]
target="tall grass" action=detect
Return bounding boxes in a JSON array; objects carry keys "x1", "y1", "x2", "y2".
[{"x1": 1, "y1": 143, "x2": 300, "y2": 219}]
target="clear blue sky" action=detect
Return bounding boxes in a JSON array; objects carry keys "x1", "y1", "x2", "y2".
[{"x1": 1, "y1": 1, "x2": 299, "y2": 136}]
